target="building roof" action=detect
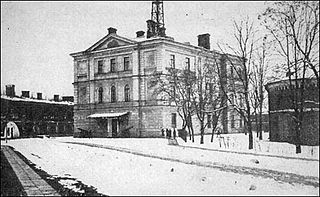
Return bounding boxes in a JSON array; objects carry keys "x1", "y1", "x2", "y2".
[
  {"x1": 70, "y1": 32, "x2": 223, "y2": 58},
  {"x1": 1, "y1": 95, "x2": 74, "y2": 106}
]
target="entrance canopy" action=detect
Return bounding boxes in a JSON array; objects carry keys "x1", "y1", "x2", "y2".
[{"x1": 87, "y1": 112, "x2": 129, "y2": 119}]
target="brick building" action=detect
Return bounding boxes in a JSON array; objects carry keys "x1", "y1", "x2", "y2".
[
  {"x1": 265, "y1": 78, "x2": 319, "y2": 145},
  {"x1": 70, "y1": 27, "x2": 244, "y2": 138}
]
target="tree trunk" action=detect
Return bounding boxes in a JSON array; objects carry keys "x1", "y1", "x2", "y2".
[
  {"x1": 295, "y1": 120, "x2": 301, "y2": 154},
  {"x1": 200, "y1": 121, "x2": 204, "y2": 144},
  {"x1": 248, "y1": 120, "x2": 253, "y2": 149},
  {"x1": 210, "y1": 119, "x2": 218, "y2": 142},
  {"x1": 255, "y1": 112, "x2": 259, "y2": 138},
  {"x1": 258, "y1": 109, "x2": 263, "y2": 140}
]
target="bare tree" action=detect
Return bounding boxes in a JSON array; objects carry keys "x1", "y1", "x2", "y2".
[
  {"x1": 260, "y1": 1, "x2": 319, "y2": 153},
  {"x1": 150, "y1": 66, "x2": 196, "y2": 142},
  {"x1": 191, "y1": 53, "x2": 222, "y2": 144},
  {"x1": 250, "y1": 35, "x2": 271, "y2": 140},
  {"x1": 218, "y1": 17, "x2": 256, "y2": 150}
]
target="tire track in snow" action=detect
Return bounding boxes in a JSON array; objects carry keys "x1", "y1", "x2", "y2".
[{"x1": 63, "y1": 141, "x2": 319, "y2": 188}]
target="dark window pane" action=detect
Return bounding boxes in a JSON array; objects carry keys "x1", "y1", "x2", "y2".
[{"x1": 110, "y1": 58, "x2": 116, "y2": 72}]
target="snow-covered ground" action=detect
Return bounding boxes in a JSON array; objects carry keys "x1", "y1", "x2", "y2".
[
  {"x1": 3, "y1": 134, "x2": 319, "y2": 196},
  {"x1": 184, "y1": 132, "x2": 319, "y2": 160}
]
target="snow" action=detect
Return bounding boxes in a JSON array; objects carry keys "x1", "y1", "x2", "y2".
[
  {"x1": 1, "y1": 95, "x2": 74, "y2": 105},
  {"x1": 3, "y1": 133, "x2": 319, "y2": 196}
]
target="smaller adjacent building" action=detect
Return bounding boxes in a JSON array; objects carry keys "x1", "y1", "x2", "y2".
[
  {"x1": 1, "y1": 84, "x2": 74, "y2": 138},
  {"x1": 265, "y1": 78, "x2": 319, "y2": 145}
]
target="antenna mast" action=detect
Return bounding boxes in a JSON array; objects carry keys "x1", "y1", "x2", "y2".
[{"x1": 147, "y1": 0, "x2": 166, "y2": 38}]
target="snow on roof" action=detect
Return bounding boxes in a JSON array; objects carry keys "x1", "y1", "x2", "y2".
[
  {"x1": 87, "y1": 112, "x2": 129, "y2": 118},
  {"x1": 1, "y1": 95, "x2": 74, "y2": 106}
]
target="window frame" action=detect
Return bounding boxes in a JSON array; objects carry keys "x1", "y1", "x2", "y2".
[
  {"x1": 207, "y1": 114, "x2": 212, "y2": 128},
  {"x1": 170, "y1": 54, "x2": 175, "y2": 68},
  {"x1": 124, "y1": 84, "x2": 130, "y2": 102},
  {"x1": 171, "y1": 113, "x2": 177, "y2": 128},
  {"x1": 111, "y1": 85, "x2": 116, "y2": 103},
  {"x1": 185, "y1": 57, "x2": 190, "y2": 70},
  {"x1": 97, "y1": 60, "x2": 104, "y2": 74},
  {"x1": 124, "y1": 57, "x2": 130, "y2": 71},
  {"x1": 110, "y1": 58, "x2": 116, "y2": 73},
  {"x1": 98, "y1": 87, "x2": 103, "y2": 103}
]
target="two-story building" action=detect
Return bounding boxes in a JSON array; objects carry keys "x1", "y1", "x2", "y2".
[{"x1": 70, "y1": 27, "x2": 243, "y2": 138}]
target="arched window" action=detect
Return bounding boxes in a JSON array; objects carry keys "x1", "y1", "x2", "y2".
[
  {"x1": 111, "y1": 86, "x2": 116, "y2": 103},
  {"x1": 98, "y1": 87, "x2": 103, "y2": 103},
  {"x1": 124, "y1": 84, "x2": 130, "y2": 102}
]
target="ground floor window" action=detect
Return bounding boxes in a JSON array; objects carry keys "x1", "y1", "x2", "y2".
[{"x1": 171, "y1": 113, "x2": 176, "y2": 128}]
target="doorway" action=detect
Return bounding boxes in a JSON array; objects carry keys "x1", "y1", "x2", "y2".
[{"x1": 112, "y1": 119, "x2": 118, "y2": 137}]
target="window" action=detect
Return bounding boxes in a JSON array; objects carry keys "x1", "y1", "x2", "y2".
[
  {"x1": 79, "y1": 87, "x2": 87, "y2": 104},
  {"x1": 170, "y1": 54, "x2": 175, "y2": 68},
  {"x1": 98, "y1": 87, "x2": 103, "y2": 103},
  {"x1": 110, "y1": 58, "x2": 116, "y2": 72},
  {"x1": 171, "y1": 113, "x2": 177, "y2": 128},
  {"x1": 124, "y1": 57, "x2": 130, "y2": 71},
  {"x1": 207, "y1": 114, "x2": 212, "y2": 128},
  {"x1": 97, "y1": 60, "x2": 103, "y2": 74},
  {"x1": 77, "y1": 61, "x2": 87, "y2": 76},
  {"x1": 124, "y1": 84, "x2": 130, "y2": 102},
  {"x1": 185, "y1": 57, "x2": 190, "y2": 70},
  {"x1": 111, "y1": 86, "x2": 116, "y2": 103},
  {"x1": 231, "y1": 115, "x2": 235, "y2": 128}
]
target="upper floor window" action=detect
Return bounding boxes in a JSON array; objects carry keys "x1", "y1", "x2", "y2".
[
  {"x1": 170, "y1": 54, "x2": 175, "y2": 68},
  {"x1": 185, "y1": 57, "x2": 190, "y2": 70},
  {"x1": 98, "y1": 87, "x2": 103, "y2": 103},
  {"x1": 124, "y1": 57, "x2": 130, "y2": 71},
  {"x1": 97, "y1": 60, "x2": 103, "y2": 74},
  {"x1": 124, "y1": 84, "x2": 130, "y2": 102},
  {"x1": 111, "y1": 85, "x2": 116, "y2": 103},
  {"x1": 77, "y1": 61, "x2": 87, "y2": 76},
  {"x1": 110, "y1": 58, "x2": 116, "y2": 72}
]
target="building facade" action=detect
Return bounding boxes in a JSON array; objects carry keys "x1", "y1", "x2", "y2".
[
  {"x1": 71, "y1": 27, "x2": 243, "y2": 138},
  {"x1": 265, "y1": 78, "x2": 319, "y2": 145},
  {"x1": 1, "y1": 85, "x2": 74, "y2": 139}
]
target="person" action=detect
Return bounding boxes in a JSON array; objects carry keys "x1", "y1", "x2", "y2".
[
  {"x1": 168, "y1": 129, "x2": 172, "y2": 139},
  {"x1": 173, "y1": 128, "x2": 176, "y2": 139},
  {"x1": 161, "y1": 128, "x2": 165, "y2": 137},
  {"x1": 166, "y1": 128, "x2": 170, "y2": 139}
]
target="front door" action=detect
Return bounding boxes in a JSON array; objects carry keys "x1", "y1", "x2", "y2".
[{"x1": 112, "y1": 119, "x2": 118, "y2": 137}]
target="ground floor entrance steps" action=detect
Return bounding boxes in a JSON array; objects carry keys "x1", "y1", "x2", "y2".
[{"x1": 1, "y1": 145, "x2": 60, "y2": 196}]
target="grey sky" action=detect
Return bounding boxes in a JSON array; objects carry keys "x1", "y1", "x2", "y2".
[{"x1": 1, "y1": 1, "x2": 267, "y2": 99}]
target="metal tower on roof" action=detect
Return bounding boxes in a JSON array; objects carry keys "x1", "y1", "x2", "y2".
[{"x1": 147, "y1": 0, "x2": 166, "y2": 38}]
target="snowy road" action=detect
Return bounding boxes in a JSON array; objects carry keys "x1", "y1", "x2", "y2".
[{"x1": 4, "y1": 138, "x2": 319, "y2": 196}]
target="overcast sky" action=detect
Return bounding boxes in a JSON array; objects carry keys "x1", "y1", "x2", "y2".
[{"x1": 1, "y1": 1, "x2": 268, "y2": 99}]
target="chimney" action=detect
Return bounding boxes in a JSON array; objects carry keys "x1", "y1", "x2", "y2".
[
  {"x1": 5, "y1": 84, "x2": 15, "y2": 97},
  {"x1": 146, "y1": 20, "x2": 156, "y2": 38},
  {"x1": 197, "y1": 33, "x2": 210, "y2": 50},
  {"x1": 108, "y1": 27, "x2": 117, "y2": 35},
  {"x1": 22, "y1": 91, "x2": 30, "y2": 98},
  {"x1": 136, "y1": 31, "x2": 145, "y2": 38},
  {"x1": 54, "y1": 94, "x2": 59, "y2": 102},
  {"x1": 37, "y1": 92, "x2": 42, "y2": 100}
]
